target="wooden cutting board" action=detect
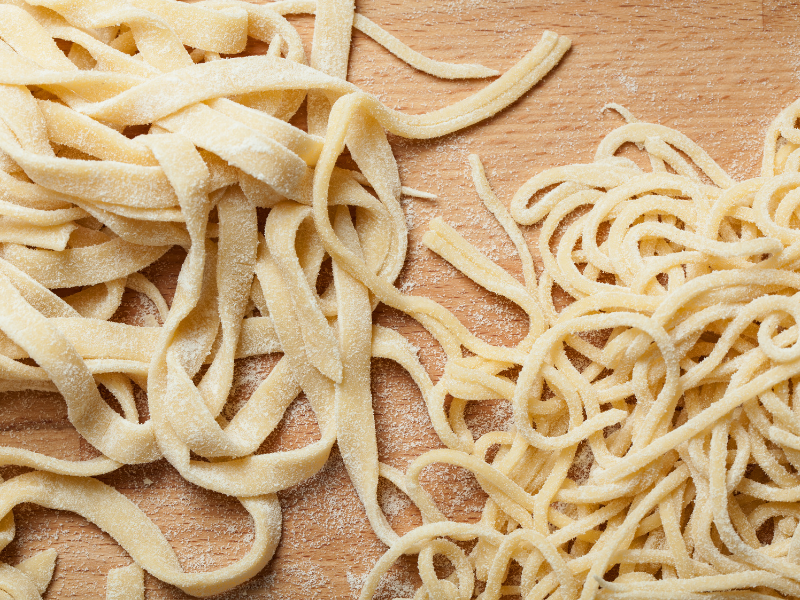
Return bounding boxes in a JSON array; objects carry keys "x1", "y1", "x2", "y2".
[{"x1": 2, "y1": 1, "x2": 800, "y2": 598}]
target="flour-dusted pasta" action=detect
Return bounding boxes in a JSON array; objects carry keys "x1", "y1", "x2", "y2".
[
  {"x1": 4, "y1": 0, "x2": 800, "y2": 599},
  {"x1": 0, "y1": 0, "x2": 574, "y2": 597},
  {"x1": 359, "y1": 104, "x2": 800, "y2": 599}
]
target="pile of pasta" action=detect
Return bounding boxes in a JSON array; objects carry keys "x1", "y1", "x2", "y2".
[
  {"x1": 361, "y1": 97, "x2": 800, "y2": 599},
  {"x1": 4, "y1": 0, "x2": 800, "y2": 599},
  {"x1": 0, "y1": 0, "x2": 573, "y2": 597},
  {"x1": 359, "y1": 96, "x2": 800, "y2": 599}
]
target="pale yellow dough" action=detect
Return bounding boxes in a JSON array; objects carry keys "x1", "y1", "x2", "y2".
[
  {"x1": 0, "y1": 0, "x2": 571, "y2": 597},
  {"x1": 4, "y1": 1, "x2": 800, "y2": 600}
]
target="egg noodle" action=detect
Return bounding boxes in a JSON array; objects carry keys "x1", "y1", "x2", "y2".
[{"x1": 0, "y1": 0, "x2": 798, "y2": 599}]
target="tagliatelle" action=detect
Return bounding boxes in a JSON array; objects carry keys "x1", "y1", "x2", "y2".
[
  {"x1": 0, "y1": 0, "x2": 569, "y2": 597},
  {"x1": 4, "y1": 0, "x2": 800, "y2": 599}
]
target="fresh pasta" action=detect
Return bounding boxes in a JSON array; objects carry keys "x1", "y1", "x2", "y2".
[
  {"x1": 359, "y1": 105, "x2": 800, "y2": 600},
  {"x1": 1, "y1": 0, "x2": 799, "y2": 599},
  {"x1": 0, "y1": 0, "x2": 569, "y2": 596}
]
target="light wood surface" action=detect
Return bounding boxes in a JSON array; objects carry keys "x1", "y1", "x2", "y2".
[{"x1": 3, "y1": 1, "x2": 800, "y2": 598}]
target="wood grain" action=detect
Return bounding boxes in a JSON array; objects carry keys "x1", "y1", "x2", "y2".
[{"x1": 2, "y1": 1, "x2": 800, "y2": 598}]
